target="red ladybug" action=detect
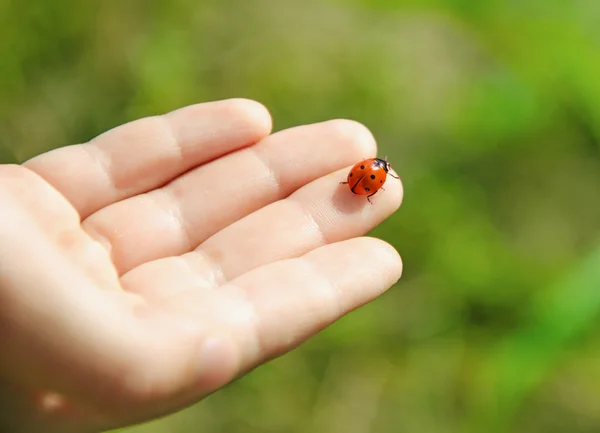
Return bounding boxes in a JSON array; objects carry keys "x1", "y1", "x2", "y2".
[{"x1": 341, "y1": 157, "x2": 399, "y2": 203}]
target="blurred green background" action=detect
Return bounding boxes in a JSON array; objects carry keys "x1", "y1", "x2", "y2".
[{"x1": 2, "y1": 0, "x2": 600, "y2": 432}]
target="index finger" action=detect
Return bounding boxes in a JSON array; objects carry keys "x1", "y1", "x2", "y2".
[{"x1": 24, "y1": 98, "x2": 272, "y2": 218}]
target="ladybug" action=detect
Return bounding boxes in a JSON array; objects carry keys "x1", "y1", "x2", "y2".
[{"x1": 341, "y1": 157, "x2": 399, "y2": 203}]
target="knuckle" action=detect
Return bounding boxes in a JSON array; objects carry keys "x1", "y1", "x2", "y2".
[
  {"x1": 0, "y1": 164, "x2": 33, "y2": 182},
  {"x1": 0, "y1": 164, "x2": 80, "y2": 227},
  {"x1": 0, "y1": 165, "x2": 41, "y2": 201}
]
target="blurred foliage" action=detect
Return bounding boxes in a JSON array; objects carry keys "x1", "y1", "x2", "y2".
[{"x1": 2, "y1": 0, "x2": 600, "y2": 432}]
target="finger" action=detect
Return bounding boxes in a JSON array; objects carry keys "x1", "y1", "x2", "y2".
[
  {"x1": 121, "y1": 164, "x2": 402, "y2": 301},
  {"x1": 190, "y1": 165, "x2": 403, "y2": 284},
  {"x1": 87, "y1": 120, "x2": 378, "y2": 275},
  {"x1": 86, "y1": 237, "x2": 401, "y2": 429},
  {"x1": 0, "y1": 165, "x2": 121, "y2": 292},
  {"x1": 24, "y1": 99, "x2": 272, "y2": 219},
  {"x1": 232, "y1": 237, "x2": 402, "y2": 367},
  {"x1": 158, "y1": 237, "x2": 402, "y2": 370},
  {"x1": 0, "y1": 169, "x2": 146, "y2": 407}
]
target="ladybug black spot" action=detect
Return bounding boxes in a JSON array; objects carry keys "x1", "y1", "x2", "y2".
[
  {"x1": 380, "y1": 180, "x2": 383, "y2": 183},
  {"x1": 365, "y1": 187, "x2": 370, "y2": 192},
  {"x1": 360, "y1": 165, "x2": 365, "y2": 169},
  {"x1": 349, "y1": 173, "x2": 353, "y2": 177},
  {"x1": 370, "y1": 174, "x2": 376, "y2": 179}
]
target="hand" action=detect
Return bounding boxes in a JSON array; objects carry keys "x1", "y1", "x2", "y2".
[{"x1": 0, "y1": 99, "x2": 403, "y2": 432}]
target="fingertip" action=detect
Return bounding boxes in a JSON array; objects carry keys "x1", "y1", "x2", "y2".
[
  {"x1": 323, "y1": 119, "x2": 378, "y2": 158},
  {"x1": 218, "y1": 98, "x2": 273, "y2": 140},
  {"x1": 358, "y1": 236, "x2": 403, "y2": 285},
  {"x1": 378, "y1": 238, "x2": 403, "y2": 282},
  {"x1": 165, "y1": 98, "x2": 273, "y2": 152}
]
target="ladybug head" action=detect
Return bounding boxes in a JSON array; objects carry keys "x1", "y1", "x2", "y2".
[{"x1": 374, "y1": 156, "x2": 392, "y2": 172}]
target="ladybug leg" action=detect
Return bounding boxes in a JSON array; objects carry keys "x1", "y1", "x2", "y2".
[
  {"x1": 389, "y1": 173, "x2": 400, "y2": 180},
  {"x1": 367, "y1": 191, "x2": 378, "y2": 204},
  {"x1": 340, "y1": 181, "x2": 349, "y2": 185}
]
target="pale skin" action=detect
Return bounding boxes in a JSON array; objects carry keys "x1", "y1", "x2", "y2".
[{"x1": 0, "y1": 98, "x2": 403, "y2": 433}]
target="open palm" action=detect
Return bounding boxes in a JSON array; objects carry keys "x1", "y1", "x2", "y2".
[{"x1": 0, "y1": 99, "x2": 403, "y2": 433}]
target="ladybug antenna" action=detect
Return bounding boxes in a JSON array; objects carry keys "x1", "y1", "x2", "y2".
[{"x1": 384, "y1": 156, "x2": 400, "y2": 179}]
